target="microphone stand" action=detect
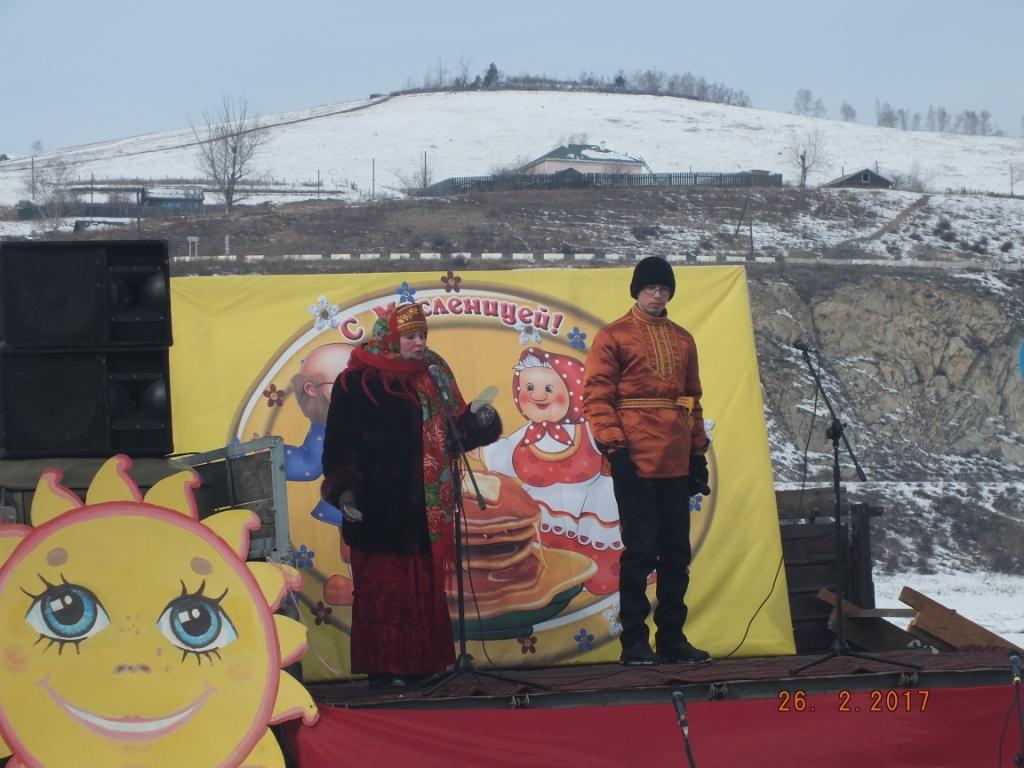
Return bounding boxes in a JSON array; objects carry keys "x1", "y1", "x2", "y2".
[
  {"x1": 790, "y1": 344, "x2": 921, "y2": 675},
  {"x1": 424, "y1": 368, "x2": 547, "y2": 696}
]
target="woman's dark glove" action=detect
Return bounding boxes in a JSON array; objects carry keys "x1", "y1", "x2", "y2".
[
  {"x1": 607, "y1": 448, "x2": 639, "y2": 486},
  {"x1": 473, "y1": 404, "x2": 497, "y2": 429},
  {"x1": 688, "y1": 454, "x2": 711, "y2": 497}
]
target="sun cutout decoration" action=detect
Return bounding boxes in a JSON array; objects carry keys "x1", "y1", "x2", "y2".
[{"x1": 0, "y1": 455, "x2": 318, "y2": 768}]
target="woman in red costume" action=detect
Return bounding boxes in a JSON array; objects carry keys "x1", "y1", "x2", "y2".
[{"x1": 320, "y1": 303, "x2": 501, "y2": 687}]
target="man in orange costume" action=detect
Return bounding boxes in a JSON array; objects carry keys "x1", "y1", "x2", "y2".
[{"x1": 583, "y1": 256, "x2": 712, "y2": 666}]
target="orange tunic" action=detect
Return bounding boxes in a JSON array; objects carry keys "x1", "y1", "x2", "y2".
[{"x1": 583, "y1": 304, "x2": 707, "y2": 478}]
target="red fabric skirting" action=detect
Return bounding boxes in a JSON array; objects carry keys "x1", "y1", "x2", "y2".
[
  {"x1": 349, "y1": 548, "x2": 454, "y2": 675},
  {"x1": 288, "y1": 684, "x2": 1023, "y2": 767}
]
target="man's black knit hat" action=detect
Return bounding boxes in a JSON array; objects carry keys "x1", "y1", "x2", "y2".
[{"x1": 630, "y1": 256, "x2": 676, "y2": 299}]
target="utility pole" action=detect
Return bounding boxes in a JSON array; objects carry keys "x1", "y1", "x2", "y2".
[{"x1": 372, "y1": 158, "x2": 375, "y2": 201}]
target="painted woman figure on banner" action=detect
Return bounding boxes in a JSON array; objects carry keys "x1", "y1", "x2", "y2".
[{"x1": 480, "y1": 346, "x2": 621, "y2": 594}]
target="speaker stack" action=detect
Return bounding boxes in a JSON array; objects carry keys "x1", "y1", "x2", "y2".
[{"x1": 0, "y1": 240, "x2": 173, "y2": 458}]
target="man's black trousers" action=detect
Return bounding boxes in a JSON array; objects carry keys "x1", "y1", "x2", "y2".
[{"x1": 610, "y1": 473, "x2": 692, "y2": 650}]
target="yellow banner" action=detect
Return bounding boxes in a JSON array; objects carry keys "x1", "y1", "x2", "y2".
[{"x1": 170, "y1": 266, "x2": 794, "y2": 680}]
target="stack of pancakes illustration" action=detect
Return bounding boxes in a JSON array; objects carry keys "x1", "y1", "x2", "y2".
[{"x1": 450, "y1": 472, "x2": 596, "y2": 630}]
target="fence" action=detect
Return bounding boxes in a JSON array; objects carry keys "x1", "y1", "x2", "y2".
[{"x1": 424, "y1": 170, "x2": 783, "y2": 196}]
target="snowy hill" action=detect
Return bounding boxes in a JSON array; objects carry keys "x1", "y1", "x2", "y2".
[
  {"x1": 1, "y1": 89, "x2": 1021, "y2": 647},
  {"x1": 2, "y1": 90, "x2": 1023, "y2": 208}
]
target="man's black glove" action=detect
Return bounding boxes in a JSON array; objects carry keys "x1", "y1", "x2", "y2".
[
  {"x1": 688, "y1": 454, "x2": 711, "y2": 497},
  {"x1": 607, "y1": 448, "x2": 639, "y2": 486}
]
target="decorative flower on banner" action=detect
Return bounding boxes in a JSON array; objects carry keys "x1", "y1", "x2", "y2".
[
  {"x1": 689, "y1": 494, "x2": 703, "y2": 512},
  {"x1": 263, "y1": 383, "x2": 285, "y2": 408},
  {"x1": 294, "y1": 544, "x2": 316, "y2": 568},
  {"x1": 574, "y1": 628, "x2": 595, "y2": 652},
  {"x1": 313, "y1": 601, "x2": 333, "y2": 626},
  {"x1": 513, "y1": 321, "x2": 541, "y2": 345},
  {"x1": 602, "y1": 606, "x2": 622, "y2": 637},
  {"x1": 568, "y1": 326, "x2": 587, "y2": 351},
  {"x1": 308, "y1": 295, "x2": 341, "y2": 330},
  {"x1": 517, "y1": 635, "x2": 538, "y2": 654},
  {"x1": 395, "y1": 281, "x2": 417, "y2": 304},
  {"x1": 441, "y1": 270, "x2": 462, "y2": 292}
]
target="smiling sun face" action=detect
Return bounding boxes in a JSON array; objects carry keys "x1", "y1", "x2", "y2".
[{"x1": 0, "y1": 456, "x2": 317, "y2": 768}]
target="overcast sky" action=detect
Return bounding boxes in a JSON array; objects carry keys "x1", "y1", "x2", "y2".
[{"x1": 2, "y1": 0, "x2": 1021, "y2": 154}]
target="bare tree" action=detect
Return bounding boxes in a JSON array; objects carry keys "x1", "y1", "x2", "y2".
[
  {"x1": 786, "y1": 128, "x2": 828, "y2": 189},
  {"x1": 840, "y1": 101, "x2": 857, "y2": 122},
  {"x1": 1010, "y1": 162, "x2": 1024, "y2": 196},
  {"x1": 793, "y1": 89, "x2": 813, "y2": 115},
  {"x1": 393, "y1": 152, "x2": 435, "y2": 194},
  {"x1": 22, "y1": 158, "x2": 74, "y2": 224},
  {"x1": 454, "y1": 57, "x2": 472, "y2": 88},
  {"x1": 190, "y1": 95, "x2": 268, "y2": 209},
  {"x1": 875, "y1": 100, "x2": 898, "y2": 128}
]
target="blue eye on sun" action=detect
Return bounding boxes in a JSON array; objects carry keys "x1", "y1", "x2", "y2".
[
  {"x1": 157, "y1": 581, "x2": 238, "y2": 661},
  {"x1": 25, "y1": 579, "x2": 110, "y2": 650}
]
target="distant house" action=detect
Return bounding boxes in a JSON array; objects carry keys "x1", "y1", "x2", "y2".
[
  {"x1": 519, "y1": 144, "x2": 648, "y2": 175},
  {"x1": 822, "y1": 168, "x2": 893, "y2": 190},
  {"x1": 141, "y1": 186, "x2": 205, "y2": 212}
]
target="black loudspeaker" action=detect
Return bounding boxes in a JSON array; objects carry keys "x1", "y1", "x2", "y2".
[
  {"x1": 0, "y1": 348, "x2": 172, "y2": 458},
  {"x1": 0, "y1": 240, "x2": 171, "y2": 348}
]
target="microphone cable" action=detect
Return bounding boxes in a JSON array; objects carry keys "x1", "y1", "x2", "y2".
[{"x1": 711, "y1": 363, "x2": 820, "y2": 661}]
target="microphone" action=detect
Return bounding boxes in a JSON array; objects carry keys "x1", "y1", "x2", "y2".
[
  {"x1": 427, "y1": 364, "x2": 451, "y2": 404},
  {"x1": 1011, "y1": 651, "x2": 1022, "y2": 684},
  {"x1": 793, "y1": 338, "x2": 817, "y2": 353},
  {"x1": 671, "y1": 686, "x2": 689, "y2": 737}
]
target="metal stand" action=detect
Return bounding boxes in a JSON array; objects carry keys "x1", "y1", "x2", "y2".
[
  {"x1": 423, "y1": 381, "x2": 546, "y2": 696},
  {"x1": 790, "y1": 346, "x2": 920, "y2": 676},
  {"x1": 1011, "y1": 654, "x2": 1024, "y2": 767}
]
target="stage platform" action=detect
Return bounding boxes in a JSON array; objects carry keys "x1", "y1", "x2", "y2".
[{"x1": 287, "y1": 648, "x2": 1022, "y2": 767}]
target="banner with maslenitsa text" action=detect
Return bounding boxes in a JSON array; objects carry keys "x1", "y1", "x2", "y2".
[{"x1": 170, "y1": 266, "x2": 794, "y2": 681}]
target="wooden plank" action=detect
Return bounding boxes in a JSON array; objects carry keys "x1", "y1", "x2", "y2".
[
  {"x1": 899, "y1": 586, "x2": 1021, "y2": 651},
  {"x1": 818, "y1": 589, "x2": 920, "y2": 651},
  {"x1": 817, "y1": 589, "x2": 914, "y2": 618},
  {"x1": 827, "y1": 610, "x2": 921, "y2": 651}
]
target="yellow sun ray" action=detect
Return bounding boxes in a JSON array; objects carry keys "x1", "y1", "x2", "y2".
[
  {"x1": 0, "y1": 731, "x2": 11, "y2": 758},
  {"x1": 0, "y1": 526, "x2": 29, "y2": 564},
  {"x1": 274, "y1": 614, "x2": 309, "y2": 667},
  {"x1": 240, "y1": 728, "x2": 285, "y2": 768},
  {"x1": 30, "y1": 469, "x2": 83, "y2": 526},
  {"x1": 202, "y1": 509, "x2": 260, "y2": 560},
  {"x1": 247, "y1": 562, "x2": 301, "y2": 612},
  {"x1": 270, "y1": 671, "x2": 318, "y2": 725},
  {"x1": 84, "y1": 454, "x2": 142, "y2": 506},
  {"x1": 143, "y1": 471, "x2": 201, "y2": 519}
]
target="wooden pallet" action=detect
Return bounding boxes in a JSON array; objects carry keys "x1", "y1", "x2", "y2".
[{"x1": 817, "y1": 586, "x2": 1022, "y2": 653}]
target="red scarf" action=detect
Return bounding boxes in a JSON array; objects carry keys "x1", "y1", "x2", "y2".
[{"x1": 344, "y1": 305, "x2": 460, "y2": 581}]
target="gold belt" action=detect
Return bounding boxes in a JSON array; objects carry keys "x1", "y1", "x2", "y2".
[{"x1": 616, "y1": 396, "x2": 694, "y2": 413}]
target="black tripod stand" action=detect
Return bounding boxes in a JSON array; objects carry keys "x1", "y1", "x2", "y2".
[
  {"x1": 790, "y1": 343, "x2": 921, "y2": 676},
  {"x1": 423, "y1": 373, "x2": 546, "y2": 695}
]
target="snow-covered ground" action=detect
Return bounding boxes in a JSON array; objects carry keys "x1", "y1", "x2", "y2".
[
  {"x1": 2, "y1": 90, "x2": 1023, "y2": 210},
  {"x1": 875, "y1": 570, "x2": 1023, "y2": 648}
]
